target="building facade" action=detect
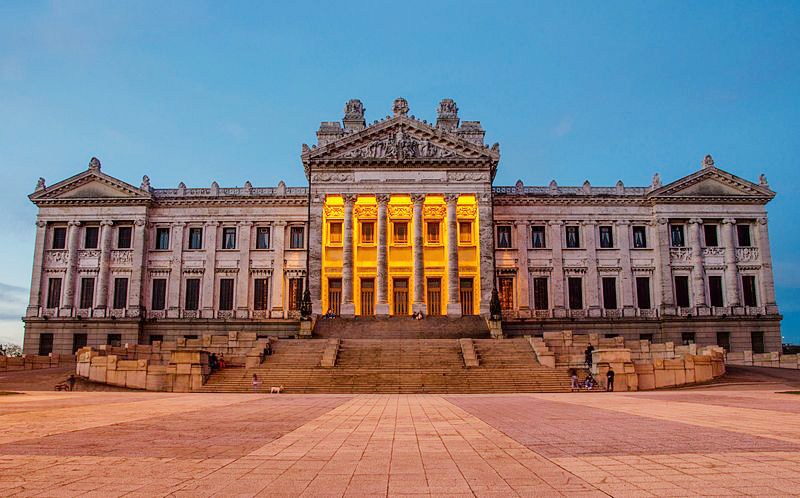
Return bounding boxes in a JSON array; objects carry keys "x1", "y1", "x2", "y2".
[{"x1": 23, "y1": 98, "x2": 781, "y2": 356}]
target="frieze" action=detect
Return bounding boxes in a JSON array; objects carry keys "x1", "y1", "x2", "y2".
[
  {"x1": 447, "y1": 172, "x2": 487, "y2": 182},
  {"x1": 353, "y1": 205, "x2": 378, "y2": 218},
  {"x1": 215, "y1": 268, "x2": 239, "y2": 274},
  {"x1": 736, "y1": 247, "x2": 759, "y2": 262},
  {"x1": 336, "y1": 129, "x2": 456, "y2": 159},
  {"x1": 78, "y1": 250, "x2": 100, "y2": 259},
  {"x1": 423, "y1": 205, "x2": 446, "y2": 218},
  {"x1": 702, "y1": 247, "x2": 725, "y2": 257},
  {"x1": 456, "y1": 205, "x2": 477, "y2": 218},
  {"x1": 324, "y1": 205, "x2": 345, "y2": 219},
  {"x1": 111, "y1": 250, "x2": 133, "y2": 265},
  {"x1": 670, "y1": 247, "x2": 693, "y2": 263},
  {"x1": 388, "y1": 205, "x2": 412, "y2": 219},
  {"x1": 46, "y1": 250, "x2": 69, "y2": 266},
  {"x1": 312, "y1": 172, "x2": 355, "y2": 182}
]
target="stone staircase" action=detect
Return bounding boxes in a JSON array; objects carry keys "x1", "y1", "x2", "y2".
[
  {"x1": 312, "y1": 316, "x2": 490, "y2": 339},
  {"x1": 200, "y1": 338, "x2": 571, "y2": 393}
]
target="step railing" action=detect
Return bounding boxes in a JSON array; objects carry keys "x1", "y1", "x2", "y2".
[
  {"x1": 459, "y1": 338, "x2": 480, "y2": 368},
  {"x1": 320, "y1": 338, "x2": 340, "y2": 368},
  {"x1": 525, "y1": 336, "x2": 556, "y2": 368}
]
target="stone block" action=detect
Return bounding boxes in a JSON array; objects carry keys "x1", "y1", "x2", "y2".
[
  {"x1": 177, "y1": 337, "x2": 186, "y2": 347},
  {"x1": 116, "y1": 360, "x2": 142, "y2": 371},
  {"x1": 186, "y1": 339, "x2": 202, "y2": 348},
  {"x1": 593, "y1": 349, "x2": 632, "y2": 364},
  {"x1": 89, "y1": 364, "x2": 107, "y2": 383},
  {"x1": 674, "y1": 368, "x2": 686, "y2": 385},
  {"x1": 211, "y1": 335, "x2": 228, "y2": 345},
  {"x1": 76, "y1": 361, "x2": 90, "y2": 377},
  {"x1": 203, "y1": 335, "x2": 213, "y2": 347},
  {"x1": 173, "y1": 375, "x2": 191, "y2": 392},
  {"x1": 126, "y1": 369, "x2": 147, "y2": 389},
  {"x1": 146, "y1": 372, "x2": 170, "y2": 391},
  {"x1": 190, "y1": 373, "x2": 204, "y2": 391},
  {"x1": 228, "y1": 331, "x2": 238, "y2": 341},
  {"x1": 107, "y1": 369, "x2": 127, "y2": 387},
  {"x1": 175, "y1": 363, "x2": 192, "y2": 375},
  {"x1": 239, "y1": 332, "x2": 257, "y2": 341},
  {"x1": 161, "y1": 341, "x2": 177, "y2": 351},
  {"x1": 685, "y1": 367, "x2": 695, "y2": 384},
  {"x1": 654, "y1": 368, "x2": 676, "y2": 388},
  {"x1": 664, "y1": 358, "x2": 684, "y2": 369},
  {"x1": 171, "y1": 351, "x2": 201, "y2": 364}
]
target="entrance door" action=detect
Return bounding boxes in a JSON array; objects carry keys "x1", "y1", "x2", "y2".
[
  {"x1": 39, "y1": 333, "x2": 53, "y2": 356},
  {"x1": 328, "y1": 278, "x2": 342, "y2": 316},
  {"x1": 393, "y1": 278, "x2": 408, "y2": 315},
  {"x1": 460, "y1": 278, "x2": 474, "y2": 315},
  {"x1": 361, "y1": 278, "x2": 375, "y2": 316},
  {"x1": 427, "y1": 278, "x2": 441, "y2": 316}
]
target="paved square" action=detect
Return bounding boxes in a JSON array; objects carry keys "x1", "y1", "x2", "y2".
[{"x1": 2, "y1": 388, "x2": 800, "y2": 496}]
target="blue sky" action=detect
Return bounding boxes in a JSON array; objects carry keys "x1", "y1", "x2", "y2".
[{"x1": 1, "y1": 0, "x2": 798, "y2": 345}]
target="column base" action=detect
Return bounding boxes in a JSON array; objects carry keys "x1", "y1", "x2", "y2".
[
  {"x1": 375, "y1": 302, "x2": 390, "y2": 316},
  {"x1": 412, "y1": 302, "x2": 427, "y2": 315},
  {"x1": 446, "y1": 303, "x2": 462, "y2": 318},
  {"x1": 340, "y1": 302, "x2": 355, "y2": 317}
]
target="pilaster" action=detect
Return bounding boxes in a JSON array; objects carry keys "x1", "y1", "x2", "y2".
[
  {"x1": 583, "y1": 220, "x2": 601, "y2": 315},
  {"x1": 653, "y1": 217, "x2": 674, "y2": 312},
  {"x1": 616, "y1": 220, "x2": 635, "y2": 314},
  {"x1": 477, "y1": 192, "x2": 494, "y2": 316},
  {"x1": 411, "y1": 193, "x2": 426, "y2": 314},
  {"x1": 757, "y1": 217, "x2": 778, "y2": 313},
  {"x1": 514, "y1": 221, "x2": 530, "y2": 316},
  {"x1": 308, "y1": 198, "x2": 324, "y2": 315},
  {"x1": 375, "y1": 194, "x2": 390, "y2": 316},
  {"x1": 445, "y1": 193, "x2": 461, "y2": 316}
]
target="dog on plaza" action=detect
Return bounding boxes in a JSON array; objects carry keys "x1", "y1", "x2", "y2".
[{"x1": 269, "y1": 385, "x2": 284, "y2": 394}]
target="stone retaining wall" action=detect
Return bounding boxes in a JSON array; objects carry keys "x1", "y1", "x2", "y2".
[
  {"x1": 0, "y1": 354, "x2": 70, "y2": 371},
  {"x1": 726, "y1": 351, "x2": 800, "y2": 369}
]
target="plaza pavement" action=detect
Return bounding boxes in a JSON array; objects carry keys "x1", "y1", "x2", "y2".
[{"x1": 1, "y1": 386, "x2": 800, "y2": 497}]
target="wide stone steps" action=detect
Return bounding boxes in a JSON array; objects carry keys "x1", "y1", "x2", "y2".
[{"x1": 200, "y1": 338, "x2": 572, "y2": 393}]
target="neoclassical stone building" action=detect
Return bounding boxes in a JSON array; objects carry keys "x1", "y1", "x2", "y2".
[{"x1": 23, "y1": 98, "x2": 781, "y2": 355}]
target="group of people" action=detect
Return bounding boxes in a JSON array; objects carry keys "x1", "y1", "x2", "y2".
[
  {"x1": 569, "y1": 344, "x2": 615, "y2": 391},
  {"x1": 411, "y1": 311, "x2": 424, "y2": 320},
  {"x1": 209, "y1": 353, "x2": 226, "y2": 371},
  {"x1": 324, "y1": 308, "x2": 336, "y2": 319}
]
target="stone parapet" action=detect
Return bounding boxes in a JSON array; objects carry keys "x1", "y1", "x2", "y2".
[
  {"x1": 0, "y1": 353, "x2": 69, "y2": 371},
  {"x1": 726, "y1": 351, "x2": 800, "y2": 369}
]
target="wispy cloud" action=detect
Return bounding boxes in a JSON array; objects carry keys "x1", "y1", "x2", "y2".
[{"x1": 553, "y1": 115, "x2": 573, "y2": 137}]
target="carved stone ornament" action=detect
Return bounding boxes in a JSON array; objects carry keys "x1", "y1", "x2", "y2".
[
  {"x1": 410, "y1": 193, "x2": 425, "y2": 204},
  {"x1": 456, "y1": 205, "x2": 477, "y2": 218},
  {"x1": 342, "y1": 193, "x2": 358, "y2": 205},
  {"x1": 388, "y1": 205, "x2": 412, "y2": 219},
  {"x1": 670, "y1": 247, "x2": 693, "y2": 263},
  {"x1": 392, "y1": 97, "x2": 409, "y2": 117},
  {"x1": 759, "y1": 174, "x2": 769, "y2": 187},
  {"x1": 423, "y1": 205, "x2": 447, "y2": 218},
  {"x1": 344, "y1": 99, "x2": 365, "y2": 120},
  {"x1": 353, "y1": 205, "x2": 378, "y2": 218},
  {"x1": 702, "y1": 154, "x2": 715, "y2": 169},
  {"x1": 652, "y1": 173, "x2": 661, "y2": 188},
  {"x1": 437, "y1": 98, "x2": 458, "y2": 118},
  {"x1": 312, "y1": 172, "x2": 354, "y2": 182},
  {"x1": 36, "y1": 177, "x2": 46, "y2": 191},
  {"x1": 140, "y1": 175, "x2": 151, "y2": 191},
  {"x1": 324, "y1": 205, "x2": 345, "y2": 219},
  {"x1": 88, "y1": 157, "x2": 101, "y2": 171},
  {"x1": 375, "y1": 193, "x2": 390, "y2": 204},
  {"x1": 111, "y1": 250, "x2": 133, "y2": 265},
  {"x1": 447, "y1": 172, "x2": 485, "y2": 182},
  {"x1": 444, "y1": 193, "x2": 459, "y2": 203},
  {"x1": 337, "y1": 129, "x2": 456, "y2": 160}
]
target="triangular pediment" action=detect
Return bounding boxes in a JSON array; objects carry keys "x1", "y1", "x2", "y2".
[
  {"x1": 648, "y1": 167, "x2": 774, "y2": 201},
  {"x1": 303, "y1": 116, "x2": 499, "y2": 162},
  {"x1": 30, "y1": 168, "x2": 152, "y2": 204}
]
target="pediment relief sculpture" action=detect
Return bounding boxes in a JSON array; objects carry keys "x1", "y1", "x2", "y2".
[{"x1": 336, "y1": 129, "x2": 457, "y2": 160}]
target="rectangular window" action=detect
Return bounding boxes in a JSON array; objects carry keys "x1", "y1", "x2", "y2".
[
  {"x1": 568, "y1": 278, "x2": 583, "y2": 310},
  {"x1": 394, "y1": 278, "x2": 409, "y2": 315},
  {"x1": 361, "y1": 221, "x2": 375, "y2": 244},
  {"x1": 533, "y1": 277, "x2": 548, "y2": 310},
  {"x1": 117, "y1": 226, "x2": 132, "y2": 249},
  {"x1": 632, "y1": 226, "x2": 647, "y2": 248},
  {"x1": 222, "y1": 227, "x2": 236, "y2": 249},
  {"x1": 704, "y1": 224, "x2": 719, "y2": 247},
  {"x1": 79, "y1": 277, "x2": 94, "y2": 309},
  {"x1": 458, "y1": 221, "x2": 472, "y2": 243},
  {"x1": 498, "y1": 277, "x2": 514, "y2": 310},
  {"x1": 155, "y1": 227, "x2": 170, "y2": 250},
  {"x1": 84, "y1": 226, "x2": 99, "y2": 249},
  {"x1": 670, "y1": 225, "x2": 685, "y2": 247},
  {"x1": 288, "y1": 278, "x2": 303, "y2": 310},
  {"x1": 219, "y1": 278, "x2": 234, "y2": 311},
  {"x1": 599, "y1": 226, "x2": 613, "y2": 248},
  {"x1": 112, "y1": 278, "x2": 128, "y2": 309},
  {"x1": 636, "y1": 277, "x2": 651, "y2": 309},
  {"x1": 393, "y1": 222, "x2": 408, "y2": 244},
  {"x1": 148, "y1": 335, "x2": 163, "y2": 345},
  {"x1": 290, "y1": 226, "x2": 305, "y2": 248},
  {"x1": 38, "y1": 333, "x2": 53, "y2": 356},
  {"x1": 72, "y1": 333, "x2": 87, "y2": 354},
  {"x1": 681, "y1": 332, "x2": 695, "y2": 345},
  {"x1": 361, "y1": 278, "x2": 375, "y2": 316},
  {"x1": 602, "y1": 277, "x2": 617, "y2": 309},
  {"x1": 254, "y1": 278, "x2": 270, "y2": 310},
  {"x1": 675, "y1": 276, "x2": 690, "y2": 307},
  {"x1": 328, "y1": 222, "x2": 342, "y2": 244},
  {"x1": 751, "y1": 331, "x2": 765, "y2": 354},
  {"x1": 742, "y1": 275, "x2": 758, "y2": 306},
  {"x1": 459, "y1": 278, "x2": 474, "y2": 316},
  {"x1": 497, "y1": 225, "x2": 512, "y2": 248},
  {"x1": 47, "y1": 278, "x2": 62, "y2": 309},
  {"x1": 107, "y1": 334, "x2": 122, "y2": 347},
  {"x1": 327, "y1": 278, "x2": 341, "y2": 315},
  {"x1": 188, "y1": 227, "x2": 203, "y2": 249},
  {"x1": 640, "y1": 333, "x2": 654, "y2": 342},
  {"x1": 426, "y1": 278, "x2": 441, "y2": 316},
  {"x1": 717, "y1": 331, "x2": 730, "y2": 352},
  {"x1": 709, "y1": 276, "x2": 724, "y2": 307},
  {"x1": 185, "y1": 278, "x2": 200, "y2": 310},
  {"x1": 256, "y1": 227, "x2": 271, "y2": 249},
  {"x1": 566, "y1": 226, "x2": 580, "y2": 248},
  {"x1": 151, "y1": 278, "x2": 166, "y2": 311},
  {"x1": 52, "y1": 227, "x2": 67, "y2": 249},
  {"x1": 531, "y1": 226, "x2": 546, "y2": 248},
  {"x1": 426, "y1": 221, "x2": 440, "y2": 244},
  {"x1": 737, "y1": 224, "x2": 751, "y2": 247}
]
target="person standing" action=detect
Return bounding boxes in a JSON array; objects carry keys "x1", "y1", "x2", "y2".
[
  {"x1": 252, "y1": 374, "x2": 261, "y2": 393},
  {"x1": 585, "y1": 345, "x2": 594, "y2": 368},
  {"x1": 606, "y1": 367, "x2": 615, "y2": 392},
  {"x1": 570, "y1": 369, "x2": 579, "y2": 391}
]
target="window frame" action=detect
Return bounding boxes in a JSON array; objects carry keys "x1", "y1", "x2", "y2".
[
  {"x1": 670, "y1": 224, "x2": 686, "y2": 248},
  {"x1": 458, "y1": 221, "x2": 473, "y2": 244},
  {"x1": 674, "y1": 275, "x2": 691, "y2": 308},
  {"x1": 708, "y1": 275, "x2": 724, "y2": 307},
  {"x1": 636, "y1": 276, "x2": 651, "y2": 309},
  {"x1": 360, "y1": 221, "x2": 375, "y2": 245},
  {"x1": 51, "y1": 226, "x2": 67, "y2": 249},
  {"x1": 151, "y1": 278, "x2": 167, "y2": 311},
  {"x1": 84, "y1": 226, "x2": 99, "y2": 249},
  {"x1": 79, "y1": 277, "x2": 95, "y2": 310},
  {"x1": 742, "y1": 275, "x2": 758, "y2": 307},
  {"x1": 218, "y1": 278, "x2": 235, "y2": 311},
  {"x1": 117, "y1": 226, "x2": 132, "y2": 249},
  {"x1": 737, "y1": 224, "x2": 752, "y2": 247},
  {"x1": 565, "y1": 226, "x2": 580, "y2": 248},
  {"x1": 426, "y1": 221, "x2": 441, "y2": 244},
  {"x1": 289, "y1": 226, "x2": 305, "y2": 249},
  {"x1": 602, "y1": 277, "x2": 617, "y2": 309},
  {"x1": 598, "y1": 226, "x2": 614, "y2": 249},
  {"x1": 531, "y1": 225, "x2": 546, "y2": 249},
  {"x1": 112, "y1": 277, "x2": 128, "y2": 310},
  {"x1": 221, "y1": 227, "x2": 237, "y2": 250},
  {"x1": 496, "y1": 225, "x2": 512, "y2": 249},
  {"x1": 632, "y1": 226, "x2": 647, "y2": 249},
  {"x1": 187, "y1": 227, "x2": 203, "y2": 250},
  {"x1": 327, "y1": 222, "x2": 342, "y2": 245},
  {"x1": 155, "y1": 227, "x2": 170, "y2": 250},
  {"x1": 704, "y1": 224, "x2": 719, "y2": 247},
  {"x1": 184, "y1": 278, "x2": 201, "y2": 311},
  {"x1": 532, "y1": 276, "x2": 549, "y2": 310},
  {"x1": 392, "y1": 221, "x2": 409, "y2": 245},
  {"x1": 255, "y1": 226, "x2": 271, "y2": 250},
  {"x1": 568, "y1": 277, "x2": 583, "y2": 310}
]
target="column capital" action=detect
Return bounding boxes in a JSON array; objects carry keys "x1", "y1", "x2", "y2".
[
  {"x1": 35, "y1": 220, "x2": 47, "y2": 228},
  {"x1": 689, "y1": 218, "x2": 703, "y2": 225},
  {"x1": 375, "y1": 194, "x2": 390, "y2": 205},
  {"x1": 547, "y1": 220, "x2": 563, "y2": 227},
  {"x1": 343, "y1": 193, "x2": 358, "y2": 205},
  {"x1": 757, "y1": 217, "x2": 768, "y2": 225},
  {"x1": 238, "y1": 220, "x2": 254, "y2": 227},
  {"x1": 443, "y1": 193, "x2": 459, "y2": 204},
  {"x1": 722, "y1": 217, "x2": 736, "y2": 225},
  {"x1": 100, "y1": 219, "x2": 114, "y2": 226},
  {"x1": 273, "y1": 220, "x2": 287, "y2": 227},
  {"x1": 655, "y1": 217, "x2": 669, "y2": 225},
  {"x1": 410, "y1": 193, "x2": 425, "y2": 204},
  {"x1": 203, "y1": 221, "x2": 218, "y2": 227},
  {"x1": 580, "y1": 220, "x2": 596, "y2": 227},
  {"x1": 67, "y1": 220, "x2": 81, "y2": 227},
  {"x1": 134, "y1": 218, "x2": 146, "y2": 226},
  {"x1": 614, "y1": 220, "x2": 630, "y2": 227}
]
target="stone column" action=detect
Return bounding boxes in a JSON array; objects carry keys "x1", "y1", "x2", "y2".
[
  {"x1": 236, "y1": 221, "x2": 252, "y2": 318},
  {"x1": 616, "y1": 220, "x2": 635, "y2": 314},
  {"x1": 411, "y1": 193, "x2": 426, "y2": 314},
  {"x1": 271, "y1": 221, "x2": 286, "y2": 317},
  {"x1": 548, "y1": 221, "x2": 566, "y2": 316},
  {"x1": 722, "y1": 218, "x2": 741, "y2": 307},
  {"x1": 127, "y1": 218, "x2": 147, "y2": 316},
  {"x1": 167, "y1": 222, "x2": 185, "y2": 318},
  {"x1": 62, "y1": 220, "x2": 81, "y2": 311},
  {"x1": 583, "y1": 220, "x2": 601, "y2": 315},
  {"x1": 515, "y1": 221, "x2": 530, "y2": 316},
  {"x1": 653, "y1": 217, "x2": 674, "y2": 311},
  {"x1": 201, "y1": 221, "x2": 218, "y2": 318},
  {"x1": 445, "y1": 193, "x2": 461, "y2": 317},
  {"x1": 757, "y1": 217, "x2": 777, "y2": 313},
  {"x1": 688, "y1": 218, "x2": 707, "y2": 309},
  {"x1": 340, "y1": 194, "x2": 356, "y2": 317},
  {"x1": 96, "y1": 220, "x2": 114, "y2": 311},
  {"x1": 308, "y1": 197, "x2": 325, "y2": 315},
  {"x1": 26, "y1": 220, "x2": 47, "y2": 317},
  {"x1": 477, "y1": 192, "x2": 494, "y2": 316},
  {"x1": 375, "y1": 194, "x2": 390, "y2": 316}
]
